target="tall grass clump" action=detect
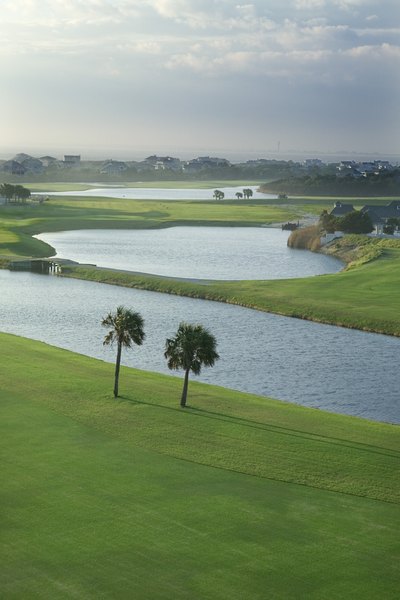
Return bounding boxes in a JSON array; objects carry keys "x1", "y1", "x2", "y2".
[{"x1": 287, "y1": 225, "x2": 321, "y2": 250}]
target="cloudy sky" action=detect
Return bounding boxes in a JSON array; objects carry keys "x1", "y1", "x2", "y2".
[{"x1": 1, "y1": 0, "x2": 399, "y2": 160}]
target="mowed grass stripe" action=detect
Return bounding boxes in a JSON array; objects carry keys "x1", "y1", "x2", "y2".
[
  {"x1": 1, "y1": 333, "x2": 399, "y2": 504},
  {"x1": 1, "y1": 338, "x2": 399, "y2": 598}
]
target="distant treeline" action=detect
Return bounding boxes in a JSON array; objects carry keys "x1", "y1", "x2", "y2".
[
  {"x1": 0, "y1": 161, "x2": 306, "y2": 184},
  {"x1": 260, "y1": 171, "x2": 400, "y2": 196}
]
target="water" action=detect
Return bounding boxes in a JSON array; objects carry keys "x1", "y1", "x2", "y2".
[
  {"x1": 0, "y1": 270, "x2": 398, "y2": 424},
  {"x1": 35, "y1": 227, "x2": 342, "y2": 280},
  {"x1": 35, "y1": 185, "x2": 274, "y2": 201}
]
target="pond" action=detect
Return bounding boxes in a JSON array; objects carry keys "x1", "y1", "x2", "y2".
[
  {"x1": 35, "y1": 227, "x2": 342, "y2": 280},
  {"x1": 36, "y1": 185, "x2": 274, "y2": 201},
  {"x1": 0, "y1": 270, "x2": 398, "y2": 424}
]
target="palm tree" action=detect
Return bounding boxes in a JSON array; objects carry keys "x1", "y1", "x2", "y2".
[
  {"x1": 165, "y1": 322, "x2": 219, "y2": 407},
  {"x1": 102, "y1": 306, "x2": 145, "y2": 397},
  {"x1": 213, "y1": 189, "x2": 225, "y2": 201},
  {"x1": 243, "y1": 188, "x2": 253, "y2": 199}
]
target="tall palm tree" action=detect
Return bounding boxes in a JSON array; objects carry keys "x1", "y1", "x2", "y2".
[
  {"x1": 102, "y1": 306, "x2": 145, "y2": 397},
  {"x1": 165, "y1": 322, "x2": 219, "y2": 407}
]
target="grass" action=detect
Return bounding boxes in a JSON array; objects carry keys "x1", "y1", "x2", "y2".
[
  {"x1": 62, "y1": 237, "x2": 400, "y2": 336},
  {"x1": 1, "y1": 333, "x2": 399, "y2": 598},
  {"x1": 26, "y1": 180, "x2": 265, "y2": 191},
  {"x1": 1, "y1": 191, "x2": 400, "y2": 336},
  {"x1": 0, "y1": 195, "x2": 299, "y2": 260}
]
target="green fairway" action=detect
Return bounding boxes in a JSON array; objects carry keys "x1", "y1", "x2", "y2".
[
  {"x1": 0, "y1": 194, "x2": 299, "y2": 260},
  {"x1": 1, "y1": 334, "x2": 399, "y2": 598}
]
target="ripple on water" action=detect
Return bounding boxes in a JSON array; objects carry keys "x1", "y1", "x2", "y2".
[{"x1": 0, "y1": 270, "x2": 399, "y2": 424}]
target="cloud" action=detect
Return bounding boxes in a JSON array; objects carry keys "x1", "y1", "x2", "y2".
[
  {"x1": 343, "y1": 42, "x2": 400, "y2": 59},
  {"x1": 0, "y1": 0, "x2": 398, "y2": 156},
  {"x1": 294, "y1": 0, "x2": 326, "y2": 8}
]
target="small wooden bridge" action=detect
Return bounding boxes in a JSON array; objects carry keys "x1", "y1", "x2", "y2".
[{"x1": 9, "y1": 259, "x2": 62, "y2": 274}]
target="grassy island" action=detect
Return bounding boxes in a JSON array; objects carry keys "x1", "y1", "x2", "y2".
[{"x1": 1, "y1": 333, "x2": 399, "y2": 598}]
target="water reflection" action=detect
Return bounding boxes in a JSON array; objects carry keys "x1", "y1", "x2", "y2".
[{"x1": 36, "y1": 227, "x2": 342, "y2": 280}]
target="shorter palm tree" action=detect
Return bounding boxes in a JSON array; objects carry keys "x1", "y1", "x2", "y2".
[
  {"x1": 102, "y1": 306, "x2": 145, "y2": 397},
  {"x1": 165, "y1": 322, "x2": 219, "y2": 407}
]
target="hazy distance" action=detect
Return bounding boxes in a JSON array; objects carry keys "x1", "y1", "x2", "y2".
[{"x1": 1, "y1": 1, "x2": 399, "y2": 159}]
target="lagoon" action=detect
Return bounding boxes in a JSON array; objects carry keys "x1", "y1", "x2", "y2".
[
  {"x1": 35, "y1": 227, "x2": 342, "y2": 280},
  {"x1": 0, "y1": 269, "x2": 398, "y2": 424},
  {"x1": 38, "y1": 185, "x2": 274, "y2": 201}
]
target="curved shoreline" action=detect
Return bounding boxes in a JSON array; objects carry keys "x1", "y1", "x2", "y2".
[
  {"x1": 3, "y1": 227, "x2": 400, "y2": 337},
  {"x1": 2, "y1": 196, "x2": 400, "y2": 336},
  {"x1": 59, "y1": 242, "x2": 400, "y2": 337}
]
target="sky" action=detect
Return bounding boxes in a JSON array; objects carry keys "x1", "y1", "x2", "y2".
[{"x1": 1, "y1": 0, "x2": 399, "y2": 160}]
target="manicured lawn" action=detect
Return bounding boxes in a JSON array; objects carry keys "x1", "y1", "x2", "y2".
[
  {"x1": 0, "y1": 195, "x2": 299, "y2": 259},
  {"x1": 1, "y1": 334, "x2": 399, "y2": 598}
]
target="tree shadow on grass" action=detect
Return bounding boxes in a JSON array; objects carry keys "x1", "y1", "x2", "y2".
[{"x1": 118, "y1": 395, "x2": 399, "y2": 459}]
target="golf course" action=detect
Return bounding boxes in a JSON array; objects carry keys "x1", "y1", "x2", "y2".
[
  {"x1": 1, "y1": 184, "x2": 399, "y2": 598},
  {"x1": 1, "y1": 333, "x2": 399, "y2": 599}
]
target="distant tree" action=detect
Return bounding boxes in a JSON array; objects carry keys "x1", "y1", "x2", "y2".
[
  {"x1": 387, "y1": 217, "x2": 400, "y2": 229},
  {"x1": 338, "y1": 210, "x2": 374, "y2": 234},
  {"x1": 235, "y1": 192, "x2": 243, "y2": 199},
  {"x1": 0, "y1": 183, "x2": 31, "y2": 203},
  {"x1": 243, "y1": 188, "x2": 253, "y2": 199},
  {"x1": 102, "y1": 306, "x2": 145, "y2": 398},
  {"x1": 278, "y1": 193, "x2": 288, "y2": 200},
  {"x1": 383, "y1": 224, "x2": 395, "y2": 235},
  {"x1": 213, "y1": 189, "x2": 225, "y2": 200},
  {"x1": 319, "y1": 210, "x2": 339, "y2": 233},
  {"x1": 164, "y1": 322, "x2": 219, "y2": 407},
  {"x1": 0, "y1": 183, "x2": 14, "y2": 203},
  {"x1": 14, "y1": 185, "x2": 30, "y2": 203}
]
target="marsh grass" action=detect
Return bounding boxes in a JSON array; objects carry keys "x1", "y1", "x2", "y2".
[{"x1": 287, "y1": 225, "x2": 321, "y2": 250}]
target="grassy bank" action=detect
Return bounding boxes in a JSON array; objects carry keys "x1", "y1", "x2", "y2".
[
  {"x1": 0, "y1": 194, "x2": 299, "y2": 259},
  {"x1": 62, "y1": 236, "x2": 400, "y2": 336},
  {"x1": 1, "y1": 191, "x2": 400, "y2": 336},
  {"x1": 1, "y1": 333, "x2": 399, "y2": 598}
]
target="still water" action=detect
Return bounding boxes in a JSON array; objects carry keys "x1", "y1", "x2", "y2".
[
  {"x1": 35, "y1": 227, "x2": 342, "y2": 280},
  {"x1": 0, "y1": 270, "x2": 398, "y2": 424},
  {"x1": 38, "y1": 185, "x2": 273, "y2": 201}
]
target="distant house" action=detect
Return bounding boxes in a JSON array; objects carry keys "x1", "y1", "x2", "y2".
[
  {"x1": 64, "y1": 155, "x2": 81, "y2": 166},
  {"x1": 303, "y1": 159, "x2": 324, "y2": 168},
  {"x1": 21, "y1": 157, "x2": 44, "y2": 174},
  {"x1": 13, "y1": 153, "x2": 33, "y2": 163},
  {"x1": 330, "y1": 201, "x2": 355, "y2": 217},
  {"x1": 100, "y1": 160, "x2": 128, "y2": 174},
  {"x1": 361, "y1": 201, "x2": 400, "y2": 233},
  {"x1": 184, "y1": 156, "x2": 231, "y2": 172},
  {"x1": 336, "y1": 160, "x2": 394, "y2": 179},
  {"x1": 39, "y1": 156, "x2": 58, "y2": 167},
  {"x1": 1, "y1": 160, "x2": 27, "y2": 175},
  {"x1": 144, "y1": 155, "x2": 182, "y2": 171}
]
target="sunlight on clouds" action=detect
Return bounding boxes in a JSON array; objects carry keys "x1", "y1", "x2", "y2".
[
  {"x1": 0, "y1": 0, "x2": 398, "y2": 154},
  {"x1": 343, "y1": 42, "x2": 400, "y2": 59}
]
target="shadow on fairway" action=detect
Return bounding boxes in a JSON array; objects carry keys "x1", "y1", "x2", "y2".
[{"x1": 118, "y1": 395, "x2": 399, "y2": 459}]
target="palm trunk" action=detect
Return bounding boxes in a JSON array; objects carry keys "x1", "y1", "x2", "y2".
[
  {"x1": 180, "y1": 368, "x2": 190, "y2": 407},
  {"x1": 114, "y1": 342, "x2": 122, "y2": 397}
]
